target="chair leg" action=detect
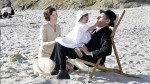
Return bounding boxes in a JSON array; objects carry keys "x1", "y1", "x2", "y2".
[
  {"x1": 112, "y1": 39, "x2": 123, "y2": 73},
  {"x1": 89, "y1": 58, "x2": 101, "y2": 79}
]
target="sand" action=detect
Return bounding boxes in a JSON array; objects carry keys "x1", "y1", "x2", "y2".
[{"x1": 0, "y1": 6, "x2": 150, "y2": 84}]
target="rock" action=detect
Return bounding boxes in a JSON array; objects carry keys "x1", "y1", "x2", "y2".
[{"x1": 1, "y1": 0, "x2": 150, "y2": 10}]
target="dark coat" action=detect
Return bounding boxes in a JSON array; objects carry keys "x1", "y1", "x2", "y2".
[
  {"x1": 86, "y1": 26, "x2": 112, "y2": 59},
  {"x1": 5, "y1": 1, "x2": 11, "y2": 7}
]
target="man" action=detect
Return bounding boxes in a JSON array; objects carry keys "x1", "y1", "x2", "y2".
[{"x1": 50, "y1": 9, "x2": 116, "y2": 79}]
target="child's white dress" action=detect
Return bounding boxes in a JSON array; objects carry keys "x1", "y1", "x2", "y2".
[{"x1": 55, "y1": 22, "x2": 91, "y2": 48}]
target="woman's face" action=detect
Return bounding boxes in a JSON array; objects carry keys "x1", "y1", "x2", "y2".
[{"x1": 50, "y1": 11, "x2": 58, "y2": 23}]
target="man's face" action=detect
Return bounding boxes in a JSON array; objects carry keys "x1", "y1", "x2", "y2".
[{"x1": 96, "y1": 13, "x2": 110, "y2": 27}]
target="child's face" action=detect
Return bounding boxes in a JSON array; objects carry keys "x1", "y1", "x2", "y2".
[{"x1": 82, "y1": 15, "x2": 89, "y2": 23}]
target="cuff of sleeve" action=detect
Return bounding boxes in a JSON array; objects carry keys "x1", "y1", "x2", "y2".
[{"x1": 91, "y1": 52, "x2": 93, "y2": 57}]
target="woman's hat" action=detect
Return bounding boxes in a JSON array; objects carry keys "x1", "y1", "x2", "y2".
[
  {"x1": 76, "y1": 10, "x2": 90, "y2": 24},
  {"x1": 100, "y1": 10, "x2": 116, "y2": 27}
]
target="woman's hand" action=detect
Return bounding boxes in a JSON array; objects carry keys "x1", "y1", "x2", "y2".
[
  {"x1": 55, "y1": 37, "x2": 61, "y2": 42},
  {"x1": 41, "y1": 41, "x2": 55, "y2": 47}
]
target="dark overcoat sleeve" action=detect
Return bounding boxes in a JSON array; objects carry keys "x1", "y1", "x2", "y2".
[{"x1": 92, "y1": 30, "x2": 112, "y2": 59}]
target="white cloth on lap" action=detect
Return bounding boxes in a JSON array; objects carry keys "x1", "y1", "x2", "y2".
[{"x1": 38, "y1": 57, "x2": 55, "y2": 73}]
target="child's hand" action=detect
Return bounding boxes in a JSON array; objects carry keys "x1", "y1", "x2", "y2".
[
  {"x1": 80, "y1": 44, "x2": 91, "y2": 56},
  {"x1": 97, "y1": 16, "x2": 100, "y2": 20}
]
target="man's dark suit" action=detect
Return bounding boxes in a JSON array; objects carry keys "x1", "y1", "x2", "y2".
[
  {"x1": 50, "y1": 26, "x2": 112, "y2": 70},
  {"x1": 84, "y1": 26, "x2": 112, "y2": 65}
]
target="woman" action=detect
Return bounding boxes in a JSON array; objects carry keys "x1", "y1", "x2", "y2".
[{"x1": 33, "y1": 6, "x2": 61, "y2": 76}]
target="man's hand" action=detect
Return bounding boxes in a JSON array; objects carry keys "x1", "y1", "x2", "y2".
[{"x1": 80, "y1": 44, "x2": 91, "y2": 56}]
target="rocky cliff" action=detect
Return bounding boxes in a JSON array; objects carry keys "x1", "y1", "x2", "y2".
[{"x1": 0, "y1": 0, "x2": 150, "y2": 10}]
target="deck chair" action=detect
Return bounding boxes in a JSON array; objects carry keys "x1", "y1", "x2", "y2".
[{"x1": 68, "y1": 10, "x2": 138, "y2": 80}]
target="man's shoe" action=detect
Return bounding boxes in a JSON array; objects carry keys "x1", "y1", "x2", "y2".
[
  {"x1": 51, "y1": 70, "x2": 58, "y2": 75},
  {"x1": 57, "y1": 70, "x2": 70, "y2": 79}
]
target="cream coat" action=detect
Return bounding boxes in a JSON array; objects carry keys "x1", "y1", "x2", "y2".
[{"x1": 33, "y1": 23, "x2": 61, "y2": 76}]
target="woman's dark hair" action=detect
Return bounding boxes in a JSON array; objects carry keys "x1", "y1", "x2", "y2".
[
  {"x1": 79, "y1": 13, "x2": 88, "y2": 21},
  {"x1": 44, "y1": 6, "x2": 56, "y2": 21}
]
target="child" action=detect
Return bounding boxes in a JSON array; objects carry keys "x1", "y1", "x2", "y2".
[{"x1": 55, "y1": 10, "x2": 97, "y2": 57}]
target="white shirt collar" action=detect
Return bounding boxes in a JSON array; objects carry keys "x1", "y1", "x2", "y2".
[{"x1": 95, "y1": 26, "x2": 103, "y2": 32}]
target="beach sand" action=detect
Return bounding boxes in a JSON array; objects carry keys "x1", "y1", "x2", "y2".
[{"x1": 0, "y1": 6, "x2": 150, "y2": 84}]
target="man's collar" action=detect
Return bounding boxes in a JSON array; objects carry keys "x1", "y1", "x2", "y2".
[{"x1": 96, "y1": 26, "x2": 103, "y2": 32}]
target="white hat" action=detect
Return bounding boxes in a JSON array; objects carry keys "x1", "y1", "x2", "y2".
[{"x1": 76, "y1": 10, "x2": 90, "y2": 24}]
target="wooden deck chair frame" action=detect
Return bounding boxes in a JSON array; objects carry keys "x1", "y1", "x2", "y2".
[{"x1": 69, "y1": 10, "x2": 139, "y2": 80}]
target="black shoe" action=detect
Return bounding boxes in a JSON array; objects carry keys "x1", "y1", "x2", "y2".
[
  {"x1": 51, "y1": 70, "x2": 58, "y2": 75},
  {"x1": 57, "y1": 70, "x2": 70, "y2": 79}
]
